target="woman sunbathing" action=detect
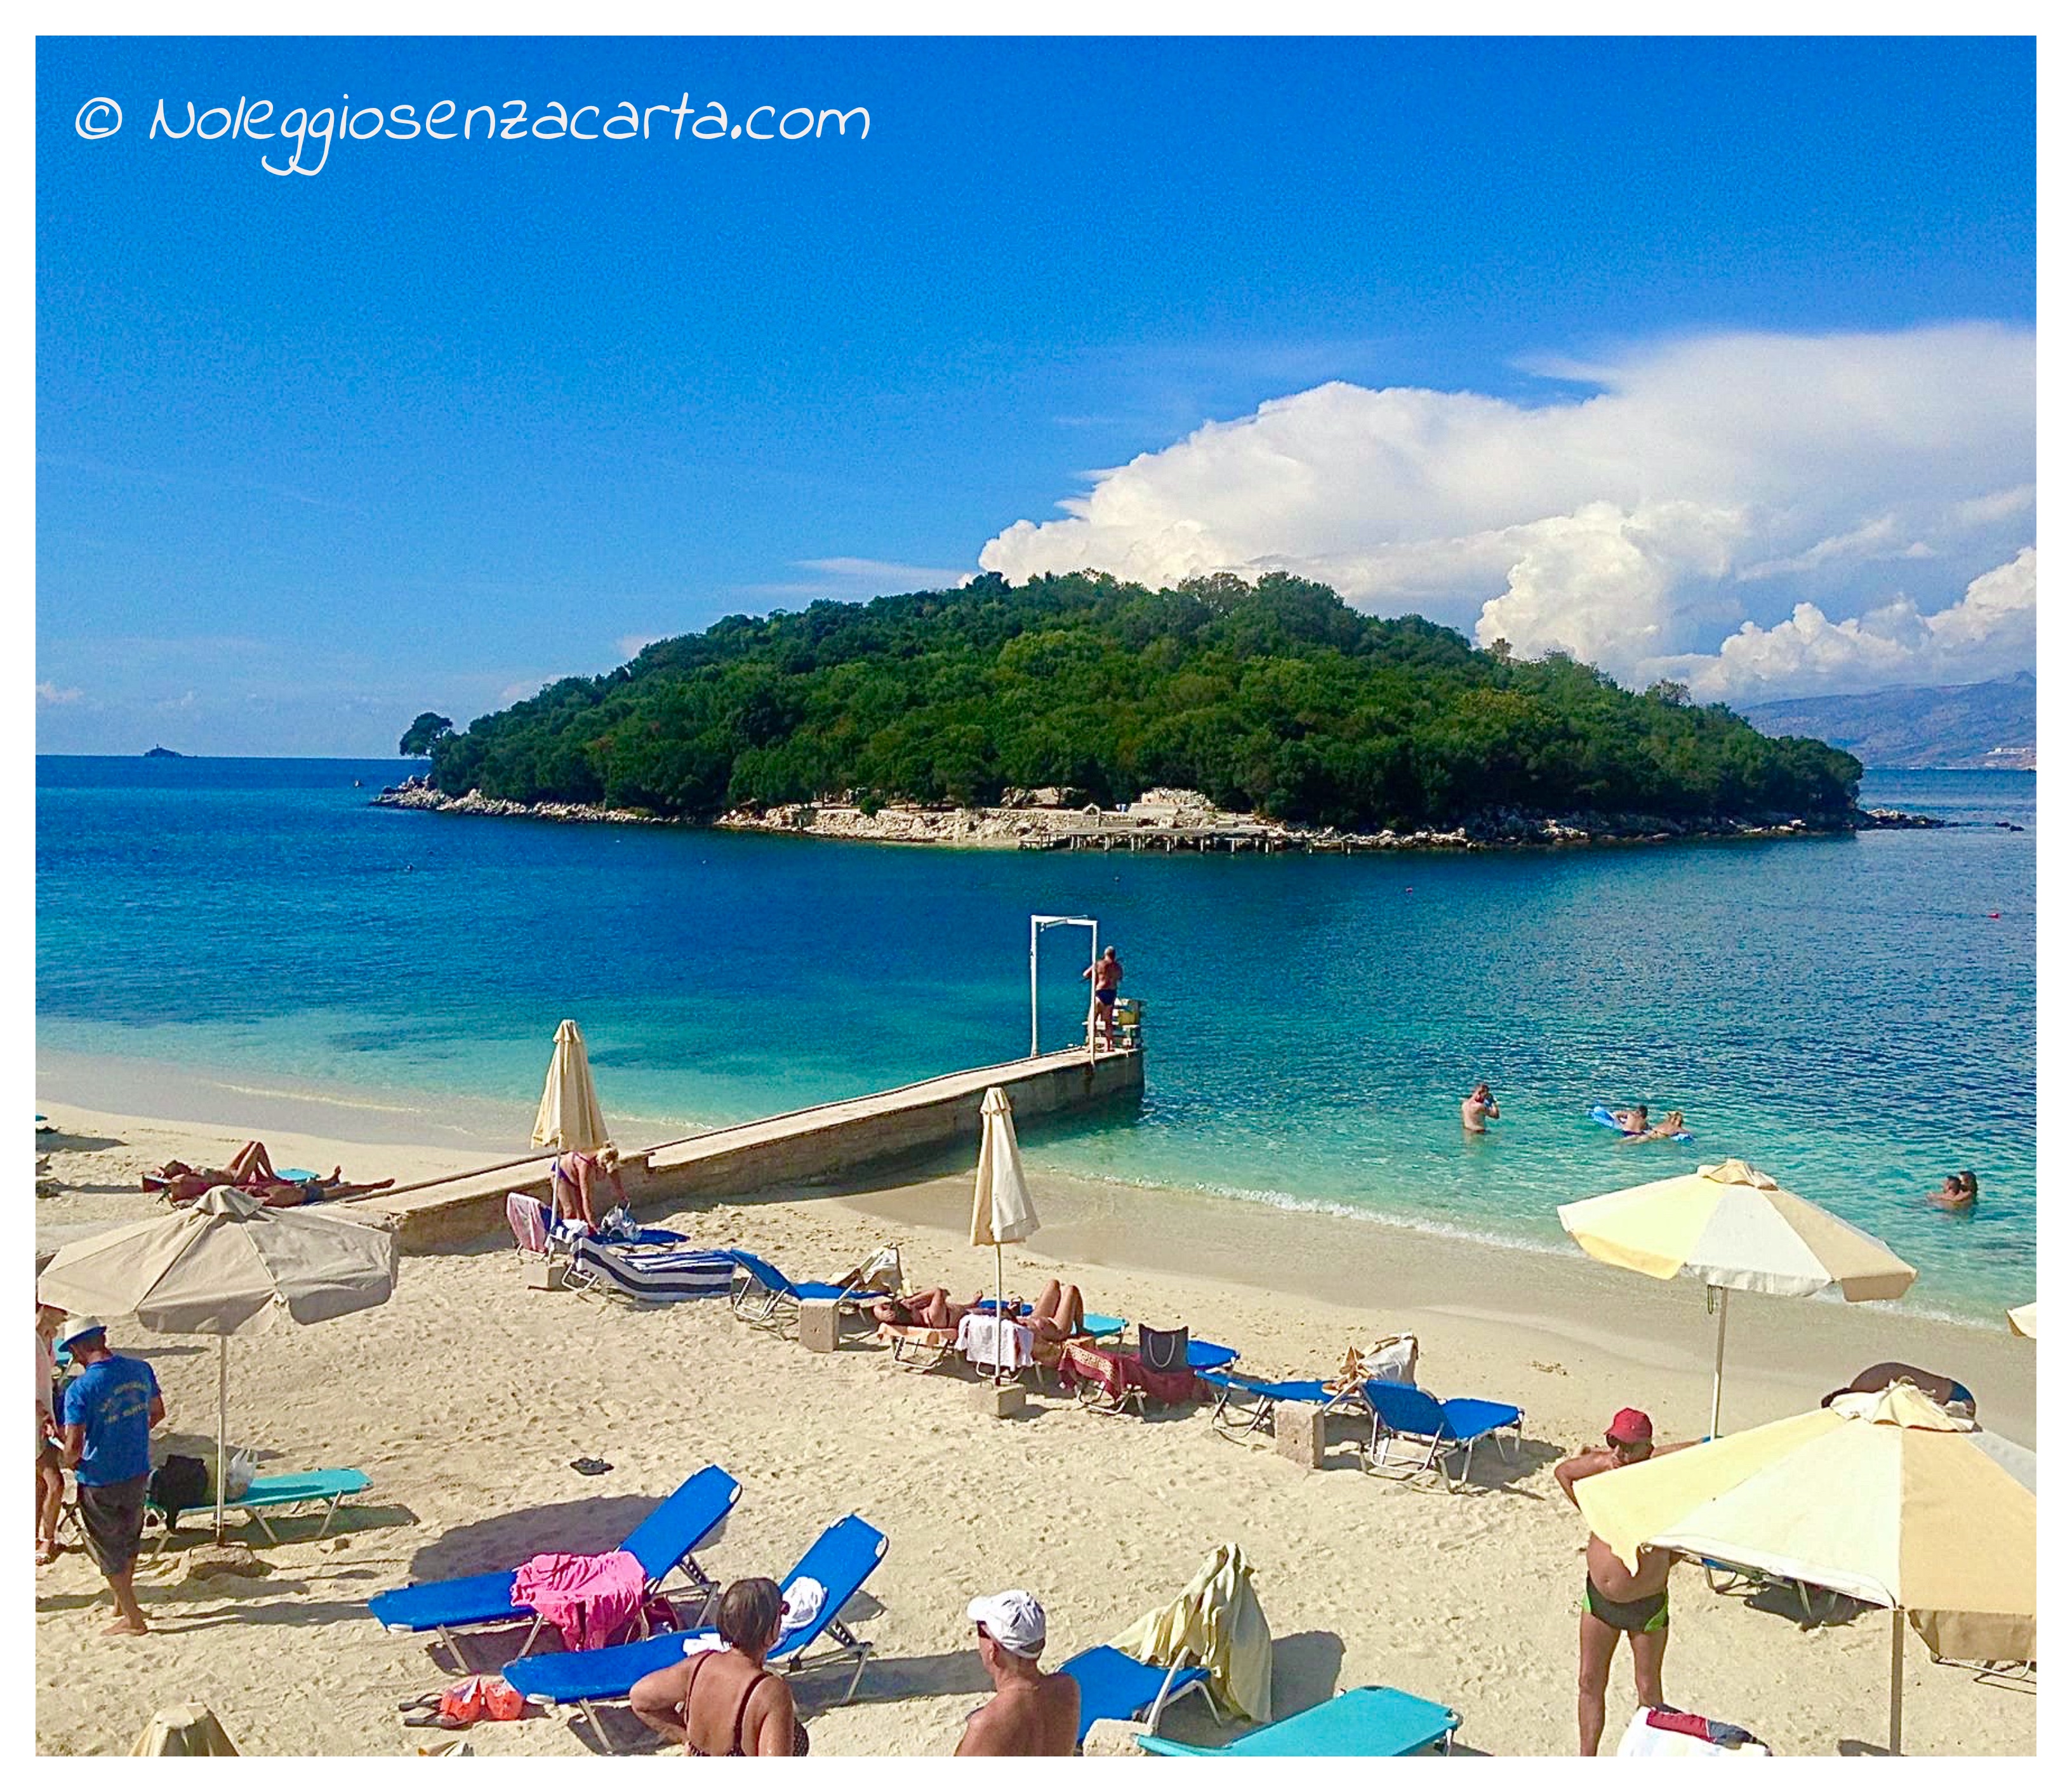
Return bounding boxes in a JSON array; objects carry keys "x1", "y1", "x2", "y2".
[
  {"x1": 146, "y1": 1146, "x2": 393, "y2": 1207},
  {"x1": 870, "y1": 1289, "x2": 982, "y2": 1330}
]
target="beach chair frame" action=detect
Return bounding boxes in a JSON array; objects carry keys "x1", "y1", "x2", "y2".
[
  {"x1": 1362, "y1": 1384, "x2": 1523, "y2": 1491},
  {"x1": 1700, "y1": 1557, "x2": 1841, "y2": 1623},
  {"x1": 1202, "y1": 1371, "x2": 1368, "y2": 1442},
  {"x1": 725, "y1": 1251, "x2": 872, "y2": 1335},
  {"x1": 877, "y1": 1322, "x2": 957, "y2": 1371}
]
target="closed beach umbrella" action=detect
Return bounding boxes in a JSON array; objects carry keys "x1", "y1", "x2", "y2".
[
  {"x1": 2007, "y1": 1301, "x2": 2036, "y2": 1338},
  {"x1": 970, "y1": 1087, "x2": 1040, "y2": 1384},
  {"x1": 533, "y1": 1018, "x2": 609, "y2": 1157},
  {"x1": 37, "y1": 1186, "x2": 399, "y2": 1539},
  {"x1": 1557, "y1": 1158, "x2": 1916, "y2": 1437},
  {"x1": 1574, "y1": 1382, "x2": 2035, "y2": 1755}
]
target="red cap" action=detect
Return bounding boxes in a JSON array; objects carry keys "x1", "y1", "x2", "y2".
[{"x1": 1607, "y1": 1408, "x2": 1654, "y2": 1444}]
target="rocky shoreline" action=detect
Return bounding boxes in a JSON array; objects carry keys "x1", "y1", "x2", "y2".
[{"x1": 373, "y1": 776, "x2": 1948, "y2": 851}]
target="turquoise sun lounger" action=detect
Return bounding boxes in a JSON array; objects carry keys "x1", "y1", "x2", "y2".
[
  {"x1": 149, "y1": 1468, "x2": 372, "y2": 1547},
  {"x1": 368, "y1": 1464, "x2": 740, "y2": 1657},
  {"x1": 502, "y1": 1513, "x2": 887, "y2": 1751},
  {"x1": 1061, "y1": 1646, "x2": 1214, "y2": 1748},
  {"x1": 1138, "y1": 1685, "x2": 1461, "y2": 1756}
]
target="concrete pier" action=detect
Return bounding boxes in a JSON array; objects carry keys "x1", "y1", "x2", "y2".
[{"x1": 354, "y1": 1044, "x2": 1143, "y2": 1252}]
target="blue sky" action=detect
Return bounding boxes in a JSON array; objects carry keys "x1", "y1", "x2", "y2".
[{"x1": 37, "y1": 36, "x2": 2036, "y2": 755}]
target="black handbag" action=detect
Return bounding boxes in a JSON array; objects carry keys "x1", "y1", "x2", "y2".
[{"x1": 1139, "y1": 1325, "x2": 1190, "y2": 1376}]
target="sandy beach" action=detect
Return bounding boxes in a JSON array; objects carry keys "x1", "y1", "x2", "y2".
[{"x1": 33, "y1": 1100, "x2": 2036, "y2": 1758}]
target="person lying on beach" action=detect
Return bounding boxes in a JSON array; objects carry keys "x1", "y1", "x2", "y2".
[
  {"x1": 1024, "y1": 1280, "x2": 1088, "y2": 1343},
  {"x1": 627, "y1": 1577, "x2": 808, "y2": 1756},
  {"x1": 1556, "y1": 1409, "x2": 1696, "y2": 1756},
  {"x1": 150, "y1": 1165, "x2": 395, "y2": 1207},
  {"x1": 145, "y1": 1138, "x2": 283, "y2": 1197},
  {"x1": 1461, "y1": 1082, "x2": 1499, "y2": 1134},
  {"x1": 1821, "y1": 1362, "x2": 1976, "y2": 1420},
  {"x1": 957, "y1": 1590, "x2": 1079, "y2": 1756},
  {"x1": 552, "y1": 1143, "x2": 624, "y2": 1229},
  {"x1": 1621, "y1": 1110, "x2": 1686, "y2": 1143},
  {"x1": 871, "y1": 1288, "x2": 981, "y2": 1330}
]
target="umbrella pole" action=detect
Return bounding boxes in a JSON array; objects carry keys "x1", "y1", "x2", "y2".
[
  {"x1": 1889, "y1": 1607, "x2": 1905, "y2": 1756},
  {"x1": 1709, "y1": 1286, "x2": 1729, "y2": 1439},
  {"x1": 215, "y1": 1335, "x2": 228, "y2": 1543},
  {"x1": 994, "y1": 1242, "x2": 1006, "y2": 1386}
]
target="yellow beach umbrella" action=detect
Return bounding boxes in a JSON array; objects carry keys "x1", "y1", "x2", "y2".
[
  {"x1": 533, "y1": 1018, "x2": 609, "y2": 1158},
  {"x1": 2007, "y1": 1302, "x2": 2036, "y2": 1338},
  {"x1": 1557, "y1": 1158, "x2": 1916, "y2": 1437},
  {"x1": 970, "y1": 1087, "x2": 1039, "y2": 1384},
  {"x1": 1575, "y1": 1382, "x2": 2035, "y2": 1755}
]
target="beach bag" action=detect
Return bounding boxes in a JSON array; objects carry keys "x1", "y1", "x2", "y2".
[
  {"x1": 223, "y1": 1447, "x2": 258, "y2": 1500},
  {"x1": 1139, "y1": 1325, "x2": 1190, "y2": 1376},
  {"x1": 147, "y1": 1455, "x2": 209, "y2": 1528},
  {"x1": 1361, "y1": 1334, "x2": 1419, "y2": 1386}
]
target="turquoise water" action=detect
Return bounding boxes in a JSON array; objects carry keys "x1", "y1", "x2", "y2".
[{"x1": 36, "y1": 758, "x2": 2035, "y2": 1324}]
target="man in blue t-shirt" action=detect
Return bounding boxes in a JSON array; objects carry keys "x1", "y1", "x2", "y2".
[{"x1": 57, "y1": 1317, "x2": 164, "y2": 1636}]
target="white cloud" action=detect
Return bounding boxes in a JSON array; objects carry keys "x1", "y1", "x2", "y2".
[
  {"x1": 616, "y1": 634, "x2": 664, "y2": 660},
  {"x1": 979, "y1": 324, "x2": 2035, "y2": 698},
  {"x1": 1673, "y1": 549, "x2": 2036, "y2": 700},
  {"x1": 35, "y1": 681, "x2": 83, "y2": 705}
]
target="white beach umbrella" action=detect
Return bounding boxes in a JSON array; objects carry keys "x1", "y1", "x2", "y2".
[
  {"x1": 37, "y1": 1187, "x2": 400, "y2": 1539},
  {"x1": 533, "y1": 1019, "x2": 609, "y2": 1212},
  {"x1": 2007, "y1": 1301, "x2": 2036, "y2": 1339},
  {"x1": 1557, "y1": 1158, "x2": 1916, "y2": 1438},
  {"x1": 970, "y1": 1087, "x2": 1040, "y2": 1384},
  {"x1": 1576, "y1": 1383, "x2": 2036, "y2": 1755}
]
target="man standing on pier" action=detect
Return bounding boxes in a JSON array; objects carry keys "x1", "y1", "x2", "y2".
[{"x1": 1083, "y1": 946, "x2": 1123, "y2": 1048}]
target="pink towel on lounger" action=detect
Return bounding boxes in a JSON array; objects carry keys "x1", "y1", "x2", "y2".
[{"x1": 510, "y1": 1548, "x2": 648, "y2": 1652}]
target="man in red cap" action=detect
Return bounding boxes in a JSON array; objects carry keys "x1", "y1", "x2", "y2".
[{"x1": 1555, "y1": 1409, "x2": 1691, "y2": 1755}]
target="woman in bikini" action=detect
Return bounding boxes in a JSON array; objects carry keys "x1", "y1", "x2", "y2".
[
  {"x1": 552, "y1": 1143, "x2": 625, "y2": 1228},
  {"x1": 628, "y1": 1577, "x2": 808, "y2": 1756}
]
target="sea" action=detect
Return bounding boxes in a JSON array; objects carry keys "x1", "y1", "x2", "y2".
[{"x1": 35, "y1": 757, "x2": 2037, "y2": 1327}]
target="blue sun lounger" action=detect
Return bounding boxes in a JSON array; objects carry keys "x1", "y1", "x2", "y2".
[
  {"x1": 1198, "y1": 1371, "x2": 1367, "y2": 1440},
  {"x1": 1363, "y1": 1379, "x2": 1523, "y2": 1489},
  {"x1": 1061, "y1": 1646, "x2": 1214, "y2": 1748},
  {"x1": 148, "y1": 1468, "x2": 373, "y2": 1548},
  {"x1": 1138, "y1": 1685, "x2": 1461, "y2": 1755},
  {"x1": 724, "y1": 1251, "x2": 884, "y2": 1332},
  {"x1": 368, "y1": 1464, "x2": 741, "y2": 1657},
  {"x1": 503, "y1": 1513, "x2": 887, "y2": 1751}
]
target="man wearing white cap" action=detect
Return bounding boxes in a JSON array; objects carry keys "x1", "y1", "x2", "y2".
[
  {"x1": 957, "y1": 1590, "x2": 1079, "y2": 1756},
  {"x1": 56, "y1": 1318, "x2": 164, "y2": 1636}
]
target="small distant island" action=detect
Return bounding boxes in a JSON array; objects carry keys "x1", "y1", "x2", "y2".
[
  {"x1": 143, "y1": 745, "x2": 188, "y2": 759},
  {"x1": 388, "y1": 573, "x2": 1876, "y2": 850}
]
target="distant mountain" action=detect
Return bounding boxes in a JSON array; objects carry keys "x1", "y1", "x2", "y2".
[
  {"x1": 1739, "y1": 672, "x2": 2035, "y2": 770},
  {"x1": 142, "y1": 745, "x2": 189, "y2": 759}
]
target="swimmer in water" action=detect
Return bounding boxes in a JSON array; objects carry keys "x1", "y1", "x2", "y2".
[
  {"x1": 1929, "y1": 1172, "x2": 1978, "y2": 1211},
  {"x1": 1623, "y1": 1110, "x2": 1686, "y2": 1143},
  {"x1": 1608, "y1": 1105, "x2": 1649, "y2": 1136},
  {"x1": 1461, "y1": 1082, "x2": 1500, "y2": 1134}
]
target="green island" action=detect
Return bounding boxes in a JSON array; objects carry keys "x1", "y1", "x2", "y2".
[{"x1": 407, "y1": 572, "x2": 1861, "y2": 830}]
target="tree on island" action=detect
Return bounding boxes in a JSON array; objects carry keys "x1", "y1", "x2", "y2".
[
  {"x1": 399, "y1": 712, "x2": 453, "y2": 758},
  {"x1": 409, "y1": 573, "x2": 1861, "y2": 829}
]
